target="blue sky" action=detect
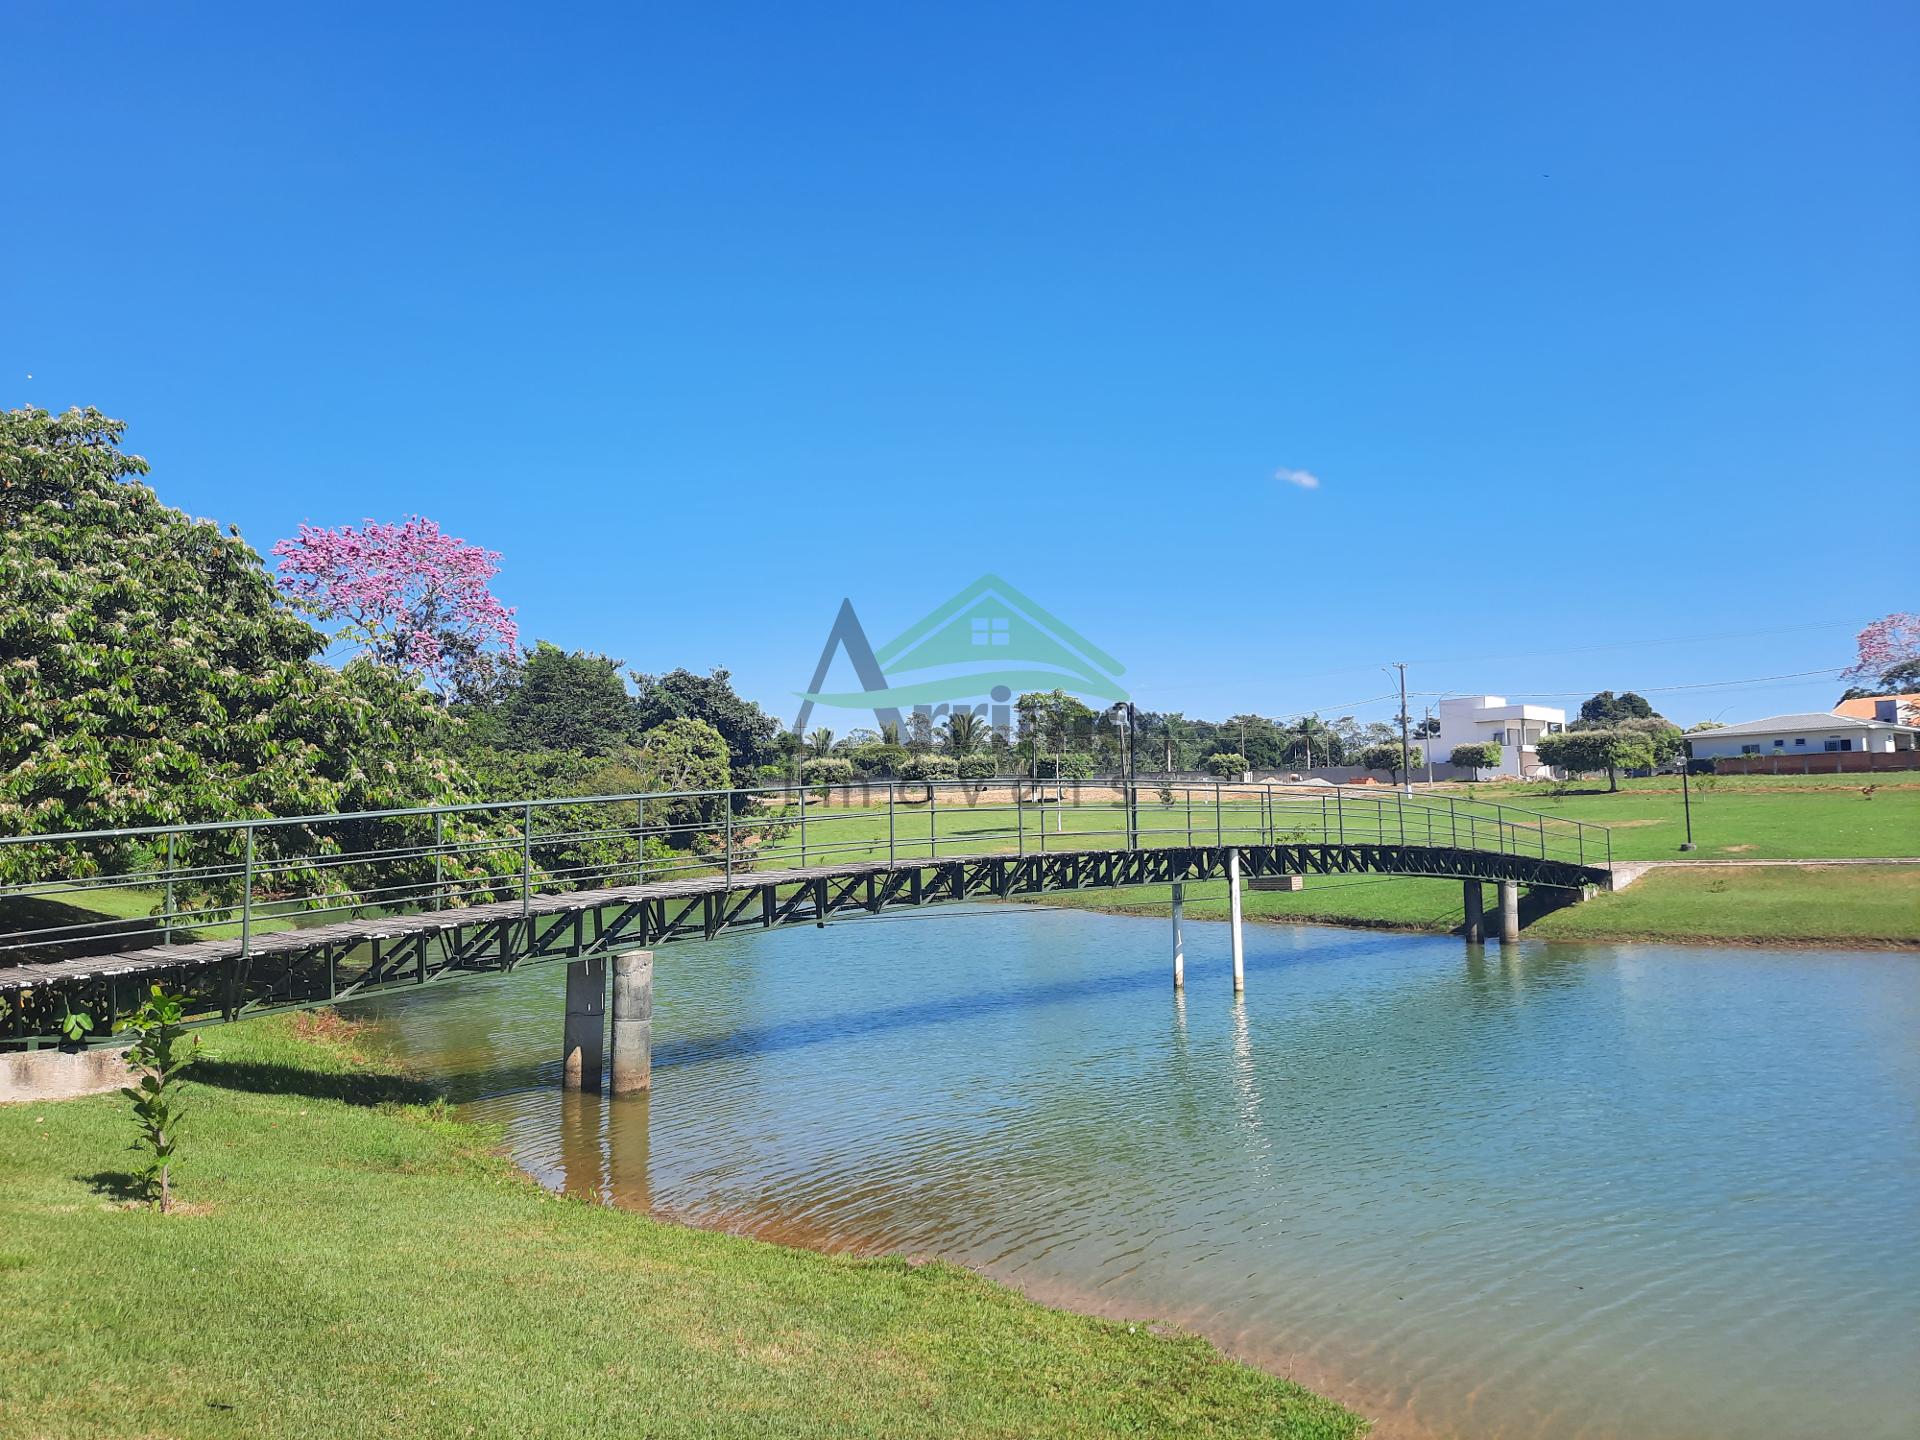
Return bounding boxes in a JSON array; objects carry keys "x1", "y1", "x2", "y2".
[{"x1": 6, "y1": 2, "x2": 1915, "y2": 730}]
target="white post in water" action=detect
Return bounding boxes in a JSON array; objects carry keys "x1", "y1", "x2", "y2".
[
  {"x1": 1170, "y1": 882, "x2": 1186, "y2": 990},
  {"x1": 1227, "y1": 849, "x2": 1245, "y2": 993},
  {"x1": 562, "y1": 957, "x2": 606, "y2": 1092},
  {"x1": 610, "y1": 950, "x2": 653, "y2": 1095}
]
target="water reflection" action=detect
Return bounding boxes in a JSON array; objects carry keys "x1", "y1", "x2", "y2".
[{"x1": 351, "y1": 908, "x2": 1920, "y2": 1440}]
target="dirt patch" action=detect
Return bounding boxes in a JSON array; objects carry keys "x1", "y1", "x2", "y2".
[
  {"x1": 1718, "y1": 844, "x2": 1756, "y2": 853},
  {"x1": 1601, "y1": 819, "x2": 1666, "y2": 830},
  {"x1": 290, "y1": 1009, "x2": 375, "y2": 1045}
]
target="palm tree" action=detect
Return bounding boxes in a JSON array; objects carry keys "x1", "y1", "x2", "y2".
[
  {"x1": 1289, "y1": 714, "x2": 1334, "y2": 771},
  {"x1": 879, "y1": 720, "x2": 901, "y2": 746},
  {"x1": 942, "y1": 711, "x2": 985, "y2": 755},
  {"x1": 806, "y1": 727, "x2": 835, "y2": 756}
]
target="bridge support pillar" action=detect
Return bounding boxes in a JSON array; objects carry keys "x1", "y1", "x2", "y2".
[
  {"x1": 562, "y1": 957, "x2": 606, "y2": 1092},
  {"x1": 1227, "y1": 850, "x2": 1245, "y2": 992},
  {"x1": 1171, "y1": 883, "x2": 1185, "y2": 989},
  {"x1": 1462, "y1": 881, "x2": 1484, "y2": 943},
  {"x1": 1497, "y1": 881, "x2": 1521, "y2": 944},
  {"x1": 611, "y1": 950, "x2": 654, "y2": 1095}
]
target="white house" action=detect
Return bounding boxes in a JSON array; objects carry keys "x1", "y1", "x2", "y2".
[
  {"x1": 1430, "y1": 696, "x2": 1567, "y2": 779},
  {"x1": 1684, "y1": 712, "x2": 1919, "y2": 760}
]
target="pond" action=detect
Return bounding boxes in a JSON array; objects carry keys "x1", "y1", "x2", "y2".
[{"x1": 352, "y1": 906, "x2": 1920, "y2": 1439}]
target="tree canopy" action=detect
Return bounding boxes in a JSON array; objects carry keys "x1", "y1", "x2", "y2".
[
  {"x1": 0, "y1": 407, "x2": 473, "y2": 870},
  {"x1": 631, "y1": 667, "x2": 780, "y2": 780},
  {"x1": 1536, "y1": 728, "x2": 1654, "y2": 791},
  {"x1": 1577, "y1": 690, "x2": 1657, "y2": 726},
  {"x1": 465, "y1": 643, "x2": 635, "y2": 755}
]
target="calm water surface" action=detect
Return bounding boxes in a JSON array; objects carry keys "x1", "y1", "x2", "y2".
[{"x1": 352, "y1": 908, "x2": 1920, "y2": 1440}]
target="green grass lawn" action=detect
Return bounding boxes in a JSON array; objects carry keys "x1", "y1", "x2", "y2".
[
  {"x1": 1033, "y1": 864, "x2": 1920, "y2": 947},
  {"x1": 0, "y1": 1015, "x2": 1364, "y2": 1440}
]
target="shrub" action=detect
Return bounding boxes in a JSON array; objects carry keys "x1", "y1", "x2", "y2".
[
  {"x1": 848, "y1": 742, "x2": 908, "y2": 778},
  {"x1": 1448, "y1": 742, "x2": 1501, "y2": 778},
  {"x1": 1205, "y1": 752, "x2": 1249, "y2": 779},
  {"x1": 1034, "y1": 752, "x2": 1095, "y2": 780},
  {"x1": 799, "y1": 757, "x2": 855, "y2": 795},
  {"x1": 117, "y1": 987, "x2": 201, "y2": 1214},
  {"x1": 956, "y1": 753, "x2": 996, "y2": 779},
  {"x1": 897, "y1": 752, "x2": 958, "y2": 782}
]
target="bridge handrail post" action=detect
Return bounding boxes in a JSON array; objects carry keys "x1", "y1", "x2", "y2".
[
  {"x1": 1185, "y1": 787, "x2": 1193, "y2": 846},
  {"x1": 1016, "y1": 783, "x2": 1024, "y2": 856},
  {"x1": 799, "y1": 785, "x2": 808, "y2": 866},
  {"x1": 1539, "y1": 815, "x2": 1547, "y2": 859},
  {"x1": 1450, "y1": 797, "x2": 1458, "y2": 849},
  {"x1": 930, "y1": 781, "x2": 938, "y2": 860},
  {"x1": 1578, "y1": 821, "x2": 1585, "y2": 867},
  {"x1": 888, "y1": 783, "x2": 896, "y2": 866},
  {"x1": 433, "y1": 810, "x2": 445, "y2": 910},
  {"x1": 241, "y1": 825, "x2": 254, "y2": 959},
  {"x1": 725, "y1": 799, "x2": 734, "y2": 885},
  {"x1": 1214, "y1": 783, "x2": 1223, "y2": 848},
  {"x1": 1606, "y1": 825, "x2": 1612, "y2": 869},
  {"x1": 1397, "y1": 791, "x2": 1406, "y2": 845},
  {"x1": 1336, "y1": 785, "x2": 1345, "y2": 845},
  {"x1": 522, "y1": 801, "x2": 533, "y2": 914},
  {"x1": 163, "y1": 830, "x2": 177, "y2": 945},
  {"x1": 1494, "y1": 803, "x2": 1505, "y2": 857}
]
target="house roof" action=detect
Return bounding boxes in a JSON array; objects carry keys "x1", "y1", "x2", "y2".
[
  {"x1": 1695, "y1": 712, "x2": 1920, "y2": 738},
  {"x1": 1833, "y1": 693, "x2": 1920, "y2": 720}
]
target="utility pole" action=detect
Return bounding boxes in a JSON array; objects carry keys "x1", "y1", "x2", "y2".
[
  {"x1": 1424, "y1": 704, "x2": 1435, "y2": 784},
  {"x1": 1394, "y1": 662, "x2": 1412, "y2": 795}
]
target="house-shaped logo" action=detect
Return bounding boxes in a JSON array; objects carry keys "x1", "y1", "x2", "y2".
[{"x1": 792, "y1": 574, "x2": 1128, "y2": 735}]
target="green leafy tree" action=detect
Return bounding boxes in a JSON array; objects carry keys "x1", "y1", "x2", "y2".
[
  {"x1": 896, "y1": 752, "x2": 958, "y2": 782},
  {"x1": 116, "y1": 987, "x2": 201, "y2": 1214},
  {"x1": 1448, "y1": 741, "x2": 1501, "y2": 779},
  {"x1": 1577, "y1": 690, "x2": 1657, "y2": 726},
  {"x1": 799, "y1": 757, "x2": 855, "y2": 795},
  {"x1": 805, "y1": 727, "x2": 835, "y2": 756},
  {"x1": 630, "y1": 668, "x2": 779, "y2": 782},
  {"x1": 638, "y1": 717, "x2": 730, "y2": 843},
  {"x1": 0, "y1": 407, "x2": 479, "y2": 892},
  {"x1": 1358, "y1": 743, "x2": 1422, "y2": 783},
  {"x1": 1537, "y1": 729, "x2": 1654, "y2": 791},
  {"x1": 472, "y1": 643, "x2": 634, "y2": 754},
  {"x1": 1205, "y1": 752, "x2": 1249, "y2": 779},
  {"x1": 848, "y1": 741, "x2": 909, "y2": 778}
]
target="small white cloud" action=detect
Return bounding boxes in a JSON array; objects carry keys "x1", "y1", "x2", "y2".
[{"x1": 1275, "y1": 466, "x2": 1321, "y2": 491}]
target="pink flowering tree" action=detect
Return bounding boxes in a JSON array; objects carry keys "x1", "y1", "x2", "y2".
[
  {"x1": 1843, "y1": 612, "x2": 1920, "y2": 685},
  {"x1": 272, "y1": 516, "x2": 517, "y2": 696}
]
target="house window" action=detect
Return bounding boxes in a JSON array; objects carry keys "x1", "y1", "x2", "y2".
[
  {"x1": 1546, "y1": 722, "x2": 1563, "y2": 734},
  {"x1": 1794, "y1": 738, "x2": 1806, "y2": 747},
  {"x1": 1741, "y1": 744, "x2": 1761, "y2": 755},
  {"x1": 1823, "y1": 738, "x2": 1852, "y2": 752},
  {"x1": 971, "y1": 617, "x2": 1009, "y2": 647},
  {"x1": 1773, "y1": 739, "x2": 1785, "y2": 748}
]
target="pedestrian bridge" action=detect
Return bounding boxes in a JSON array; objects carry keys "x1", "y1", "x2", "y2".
[{"x1": 0, "y1": 780, "x2": 1612, "y2": 1053}]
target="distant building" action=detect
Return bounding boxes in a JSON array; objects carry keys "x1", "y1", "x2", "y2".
[
  {"x1": 1430, "y1": 696, "x2": 1567, "y2": 780},
  {"x1": 1685, "y1": 712, "x2": 1919, "y2": 760},
  {"x1": 1833, "y1": 693, "x2": 1920, "y2": 726}
]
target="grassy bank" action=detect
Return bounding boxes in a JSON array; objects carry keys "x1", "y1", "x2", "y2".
[
  {"x1": 1035, "y1": 864, "x2": 1920, "y2": 947},
  {"x1": 0, "y1": 1016, "x2": 1364, "y2": 1440}
]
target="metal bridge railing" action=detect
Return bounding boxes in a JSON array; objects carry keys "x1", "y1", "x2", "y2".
[{"x1": 0, "y1": 779, "x2": 1609, "y2": 970}]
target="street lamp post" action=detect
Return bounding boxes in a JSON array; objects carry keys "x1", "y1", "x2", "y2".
[{"x1": 1680, "y1": 741, "x2": 1697, "y2": 851}]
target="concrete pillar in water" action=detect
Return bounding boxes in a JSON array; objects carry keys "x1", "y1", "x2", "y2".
[
  {"x1": 1171, "y1": 882, "x2": 1186, "y2": 990},
  {"x1": 562, "y1": 957, "x2": 606, "y2": 1092},
  {"x1": 1462, "y1": 880, "x2": 1485, "y2": 944},
  {"x1": 610, "y1": 950, "x2": 654, "y2": 1095},
  {"x1": 1498, "y1": 880, "x2": 1521, "y2": 944},
  {"x1": 1227, "y1": 849, "x2": 1245, "y2": 992}
]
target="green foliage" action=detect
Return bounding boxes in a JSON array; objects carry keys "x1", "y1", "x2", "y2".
[
  {"x1": 1205, "y1": 752, "x2": 1249, "y2": 779},
  {"x1": 799, "y1": 757, "x2": 855, "y2": 793},
  {"x1": 116, "y1": 986, "x2": 201, "y2": 1213},
  {"x1": 630, "y1": 667, "x2": 779, "y2": 781},
  {"x1": 1357, "y1": 744, "x2": 1421, "y2": 781},
  {"x1": 1033, "y1": 752, "x2": 1095, "y2": 780},
  {"x1": 1448, "y1": 742, "x2": 1501, "y2": 776},
  {"x1": 0, "y1": 407, "x2": 480, "y2": 892},
  {"x1": 940, "y1": 711, "x2": 988, "y2": 755},
  {"x1": 1537, "y1": 729, "x2": 1655, "y2": 790},
  {"x1": 638, "y1": 717, "x2": 730, "y2": 843},
  {"x1": 896, "y1": 753, "x2": 958, "y2": 782},
  {"x1": 465, "y1": 642, "x2": 634, "y2": 754},
  {"x1": 59, "y1": 1001, "x2": 95, "y2": 1044},
  {"x1": 955, "y1": 752, "x2": 997, "y2": 780},
  {"x1": 1578, "y1": 690, "x2": 1657, "y2": 725},
  {"x1": 848, "y1": 742, "x2": 908, "y2": 778}
]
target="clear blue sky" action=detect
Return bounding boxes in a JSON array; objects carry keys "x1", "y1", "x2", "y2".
[{"x1": 6, "y1": 2, "x2": 1915, "y2": 730}]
